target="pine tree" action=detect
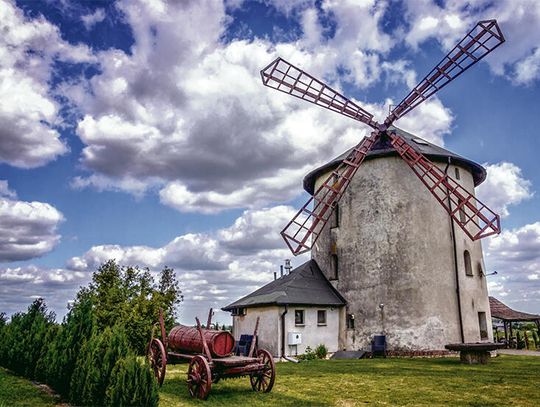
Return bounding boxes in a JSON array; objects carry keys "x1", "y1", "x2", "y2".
[
  {"x1": 105, "y1": 355, "x2": 159, "y2": 407},
  {"x1": 37, "y1": 291, "x2": 95, "y2": 396}
]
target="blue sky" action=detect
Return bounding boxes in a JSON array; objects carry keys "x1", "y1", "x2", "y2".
[{"x1": 1, "y1": 0, "x2": 539, "y2": 324}]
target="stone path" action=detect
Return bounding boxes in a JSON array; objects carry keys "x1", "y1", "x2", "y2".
[{"x1": 498, "y1": 349, "x2": 540, "y2": 356}]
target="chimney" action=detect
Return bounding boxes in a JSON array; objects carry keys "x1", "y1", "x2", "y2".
[
  {"x1": 284, "y1": 259, "x2": 292, "y2": 275},
  {"x1": 280, "y1": 265, "x2": 283, "y2": 277}
]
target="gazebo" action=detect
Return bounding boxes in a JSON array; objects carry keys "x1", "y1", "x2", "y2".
[{"x1": 489, "y1": 296, "x2": 540, "y2": 345}]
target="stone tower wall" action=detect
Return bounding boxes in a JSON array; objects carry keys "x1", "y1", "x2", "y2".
[{"x1": 312, "y1": 155, "x2": 493, "y2": 351}]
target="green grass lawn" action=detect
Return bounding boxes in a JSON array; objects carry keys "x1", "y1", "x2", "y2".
[
  {"x1": 1, "y1": 355, "x2": 539, "y2": 406},
  {"x1": 159, "y1": 355, "x2": 540, "y2": 407},
  {"x1": 0, "y1": 368, "x2": 57, "y2": 407}
]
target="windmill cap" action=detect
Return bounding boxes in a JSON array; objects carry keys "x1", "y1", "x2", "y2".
[{"x1": 303, "y1": 126, "x2": 487, "y2": 195}]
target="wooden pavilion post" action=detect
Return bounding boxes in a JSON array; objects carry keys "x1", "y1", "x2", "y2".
[{"x1": 509, "y1": 321, "x2": 514, "y2": 348}]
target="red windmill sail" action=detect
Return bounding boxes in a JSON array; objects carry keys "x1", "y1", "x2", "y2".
[{"x1": 261, "y1": 19, "x2": 505, "y2": 255}]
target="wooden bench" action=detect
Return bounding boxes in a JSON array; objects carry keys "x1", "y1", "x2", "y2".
[{"x1": 445, "y1": 343, "x2": 505, "y2": 364}]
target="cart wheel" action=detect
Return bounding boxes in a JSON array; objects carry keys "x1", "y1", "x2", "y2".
[
  {"x1": 187, "y1": 355, "x2": 212, "y2": 400},
  {"x1": 250, "y1": 349, "x2": 275, "y2": 393},
  {"x1": 147, "y1": 338, "x2": 167, "y2": 387}
]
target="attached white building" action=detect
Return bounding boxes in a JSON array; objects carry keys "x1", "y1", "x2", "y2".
[{"x1": 222, "y1": 260, "x2": 346, "y2": 358}]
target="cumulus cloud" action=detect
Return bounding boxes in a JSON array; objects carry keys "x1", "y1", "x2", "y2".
[
  {"x1": 514, "y1": 47, "x2": 540, "y2": 85},
  {"x1": 476, "y1": 162, "x2": 533, "y2": 217},
  {"x1": 65, "y1": 0, "x2": 445, "y2": 214},
  {"x1": 0, "y1": 265, "x2": 88, "y2": 318},
  {"x1": 0, "y1": 194, "x2": 64, "y2": 262},
  {"x1": 0, "y1": 0, "x2": 94, "y2": 168},
  {"x1": 402, "y1": 0, "x2": 540, "y2": 84},
  {"x1": 485, "y1": 222, "x2": 540, "y2": 312},
  {"x1": 65, "y1": 205, "x2": 307, "y2": 322}
]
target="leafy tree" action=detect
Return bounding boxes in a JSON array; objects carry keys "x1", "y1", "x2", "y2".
[
  {"x1": 85, "y1": 260, "x2": 182, "y2": 353},
  {"x1": 155, "y1": 266, "x2": 183, "y2": 330}
]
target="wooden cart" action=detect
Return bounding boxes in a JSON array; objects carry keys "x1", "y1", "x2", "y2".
[{"x1": 147, "y1": 310, "x2": 275, "y2": 400}]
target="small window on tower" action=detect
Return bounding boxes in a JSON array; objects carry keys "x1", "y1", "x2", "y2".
[
  {"x1": 346, "y1": 313, "x2": 355, "y2": 329},
  {"x1": 331, "y1": 203, "x2": 340, "y2": 228},
  {"x1": 458, "y1": 198, "x2": 466, "y2": 223},
  {"x1": 464, "y1": 250, "x2": 473, "y2": 276},
  {"x1": 455, "y1": 167, "x2": 461, "y2": 180},
  {"x1": 330, "y1": 254, "x2": 339, "y2": 280},
  {"x1": 317, "y1": 310, "x2": 327, "y2": 326},
  {"x1": 295, "y1": 310, "x2": 305, "y2": 326}
]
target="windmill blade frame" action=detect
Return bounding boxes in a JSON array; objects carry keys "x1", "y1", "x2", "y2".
[
  {"x1": 281, "y1": 132, "x2": 379, "y2": 255},
  {"x1": 384, "y1": 19, "x2": 505, "y2": 126},
  {"x1": 261, "y1": 57, "x2": 379, "y2": 129},
  {"x1": 390, "y1": 132, "x2": 501, "y2": 240},
  {"x1": 261, "y1": 19, "x2": 505, "y2": 255}
]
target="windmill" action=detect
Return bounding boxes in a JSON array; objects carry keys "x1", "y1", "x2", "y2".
[{"x1": 261, "y1": 20, "x2": 504, "y2": 256}]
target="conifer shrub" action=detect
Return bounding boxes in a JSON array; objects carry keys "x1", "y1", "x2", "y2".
[
  {"x1": 70, "y1": 325, "x2": 130, "y2": 406},
  {"x1": 0, "y1": 299, "x2": 55, "y2": 379},
  {"x1": 36, "y1": 292, "x2": 95, "y2": 397},
  {"x1": 105, "y1": 355, "x2": 159, "y2": 407}
]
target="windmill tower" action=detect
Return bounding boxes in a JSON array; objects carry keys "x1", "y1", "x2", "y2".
[{"x1": 261, "y1": 20, "x2": 505, "y2": 351}]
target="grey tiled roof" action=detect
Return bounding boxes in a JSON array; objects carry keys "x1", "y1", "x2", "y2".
[
  {"x1": 222, "y1": 260, "x2": 346, "y2": 311},
  {"x1": 303, "y1": 126, "x2": 487, "y2": 195}
]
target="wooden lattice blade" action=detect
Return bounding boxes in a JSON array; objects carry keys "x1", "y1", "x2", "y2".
[
  {"x1": 385, "y1": 20, "x2": 505, "y2": 126},
  {"x1": 261, "y1": 57, "x2": 379, "y2": 130},
  {"x1": 281, "y1": 132, "x2": 379, "y2": 255},
  {"x1": 389, "y1": 133, "x2": 501, "y2": 240}
]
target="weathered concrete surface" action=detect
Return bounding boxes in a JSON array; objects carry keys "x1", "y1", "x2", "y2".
[
  {"x1": 460, "y1": 351, "x2": 491, "y2": 364},
  {"x1": 312, "y1": 155, "x2": 493, "y2": 351}
]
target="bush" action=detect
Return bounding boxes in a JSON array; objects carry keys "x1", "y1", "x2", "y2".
[
  {"x1": 105, "y1": 356, "x2": 159, "y2": 407},
  {"x1": 298, "y1": 346, "x2": 317, "y2": 361},
  {"x1": 70, "y1": 325, "x2": 131, "y2": 406},
  {"x1": 36, "y1": 292, "x2": 95, "y2": 397},
  {"x1": 0, "y1": 299, "x2": 55, "y2": 379},
  {"x1": 516, "y1": 331, "x2": 525, "y2": 349},
  {"x1": 315, "y1": 344, "x2": 328, "y2": 359},
  {"x1": 532, "y1": 330, "x2": 539, "y2": 349}
]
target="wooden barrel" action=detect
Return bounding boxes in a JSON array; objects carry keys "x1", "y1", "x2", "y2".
[{"x1": 168, "y1": 325, "x2": 235, "y2": 357}]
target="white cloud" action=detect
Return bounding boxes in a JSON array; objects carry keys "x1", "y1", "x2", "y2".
[
  {"x1": 514, "y1": 47, "x2": 540, "y2": 85},
  {"x1": 65, "y1": 205, "x2": 308, "y2": 323},
  {"x1": 402, "y1": 0, "x2": 540, "y2": 84},
  {"x1": 81, "y1": 8, "x2": 106, "y2": 30},
  {"x1": 66, "y1": 0, "x2": 434, "y2": 214},
  {"x1": 0, "y1": 265, "x2": 88, "y2": 319},
  {"x1": 485, "y1": 222, "x2": 540, "y2": 312},
  {"x1": 0, "y1": 194, "x2": 64, "y2": 262},
  {"x1": 476, "y1": 162, "x2": 533, "y2": 217},
  {"x1": 0, "y1": 0, "x2": 94, "y2": 168}
]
